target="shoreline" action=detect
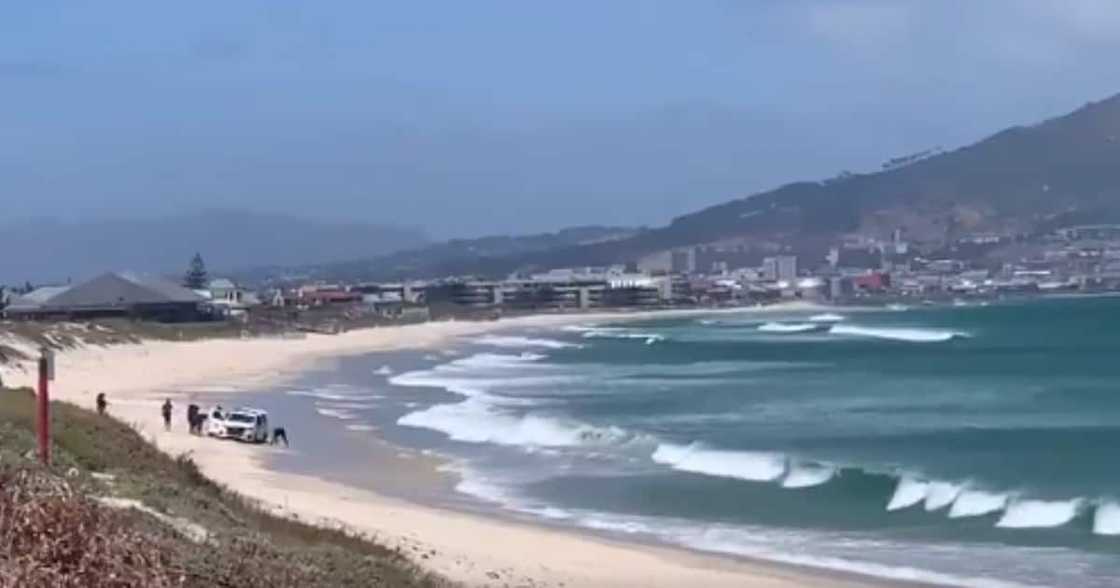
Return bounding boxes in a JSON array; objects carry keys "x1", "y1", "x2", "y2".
[{"x1": 1, "y1": 303, "x2": 923, "y2": 588}]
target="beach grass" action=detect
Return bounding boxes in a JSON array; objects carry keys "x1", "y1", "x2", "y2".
[{"x1": 0, "y1": 387, "x2": 450, "y2": 588}]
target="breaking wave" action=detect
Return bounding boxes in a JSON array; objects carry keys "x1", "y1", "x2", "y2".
[
  {"x1": 829, "y1": 324, "x2": 967, "y2": 343},
  {"x1": 949, "y1": 490, "x2": 1010, "y2": 519},
  {"x1": 887, "y1": 477, "x2": 929, "y2": 511},
  {"x1": 651, "y1": 443, "x2": 787, "y2": 482},
  {"x1": 809, "y1": 313, "x2": 846, "y2": 323},
  {"x1": 1092, "y1": 501, "x2": 1120, "y2": 535},
  {"x1": 997, "y1": 499, "x2": 1084, "y2": 529},
  {"x1": 924, "y1": 481, "x2": 964, "y2": 511},
  {"x1": 473, "y1": 335, "x2": 582, "y2": 349},
  {"x1": 398, "y1": 398, "x2": 629, "y2": 448},
  {"x1": 780, "y1": 463, "x2": 836, "y2": 488},
  {"x1": 575, "y1": 327, "x2": 665, "y2": 345},
  {"x1": 758, "y1": 322, "x2": 820, "y2": 334}
]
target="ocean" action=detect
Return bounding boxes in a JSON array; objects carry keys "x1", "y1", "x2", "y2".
[{"x1": 276, "y1": 297, "x2": 1120, "y2": 587}]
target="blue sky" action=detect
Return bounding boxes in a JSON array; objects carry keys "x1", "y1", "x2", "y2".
[{"x1": 4, "y1": 1, "x2": 1120, "y2": 237}]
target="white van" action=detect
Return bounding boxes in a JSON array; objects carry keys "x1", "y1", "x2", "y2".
[{"x1": 206, "y1": 407, "x2": 270, "y2": 443}]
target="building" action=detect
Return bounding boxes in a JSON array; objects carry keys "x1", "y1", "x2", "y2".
[
  {"x1": 670, "y1": 248, "x2": 696, "y2": 274},
  {"x1": 204, "y1": 278, "x2": 260, "y2": 318},
  {"x1": 4, "y1": 272, "x2": 208, "y2": 322},
  {"x1": 761, "y1": 256, "x2": 798, "y2": 282}
]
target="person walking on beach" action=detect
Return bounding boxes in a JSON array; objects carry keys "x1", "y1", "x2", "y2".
[
  {"x1": 161, "y1": 399, "x2": 173, "y2": 431},
  {"x1": 96, "y1": 393, "x2": 108, "y2": 416}
]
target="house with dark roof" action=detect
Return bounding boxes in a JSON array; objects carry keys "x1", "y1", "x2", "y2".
[{"x1": 4, "y1": 272, "x2": 208, "y2": 322}]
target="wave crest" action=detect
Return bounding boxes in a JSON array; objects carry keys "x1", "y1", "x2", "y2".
[
  {"x1": 996, "y1": 498, "x2": 1084, "y2": 529},
  {"x1": 474, "y1": 335, "x2": 582, "y2": 349},
  {"x1": 829, "y1": 324, "x2": 966, "y2": 343},
  {"x1": 651, "y1": 443, "x2": 787, "y2": 482}
]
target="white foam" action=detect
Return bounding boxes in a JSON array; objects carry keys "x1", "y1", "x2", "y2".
[
  {"x1": 924, "y1": 481, "x2": 964, "y2": 511},
  {"x1": 315, "y1": 407, "x2": 359, "y2": 420},
  {"x1": 374, "y1": 365, "x2": 394, "y2": 376},
  {"x1": 398, "y1": 398, "x2": 627, "y2": 448},
  {"x1": 758, "y1": 322, "x2": 818, "y2": 333},
  {"x1": 887, "y1": 477, "x2": 929, "y2": 511},
  {"x1": 780, "y1": 464, "x2": 835, "y2": 488},
  {"x1": 996, "y1": 498, "x2": 1083, "y2": 529},
  {"x1": 345, "y1": 424, "x2": 378, "y2": 432},
  {"x1": 573, "y1": 513, "x2": 1039, "y2": 588},
  {"x1": 286, "y1": 389, "x2": 352, "y2": 401},
  {"x1": 829, "y1": 324, "x2": 965, "y2": 343},
  {"x1": 445, "y1": 352, "x2": 547, "y2": 369},
  {"x1": 651, "y1": 443, "x2": 787, "y2": 482},
  {"x1": 473, "y1": 335, "x2": 582, "y2": 349},
  {"x1": 579, "y1": 328, "x2": 664, "y2": 345},
  {"x1": 1092, "y1": 501, "x2": 1120, "y2": 535},
  {"x1": 319, "y1": 401, "x2": 377, "y2": 410},
  {"x1": 808, "y1": 313, "x2": 846, "y2": 323},
  {"x1": 949, "y1": 490, "x2": 1009, "y2": 518}
]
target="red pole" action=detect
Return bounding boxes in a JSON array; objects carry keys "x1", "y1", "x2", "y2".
[{"x1": 37, "y1": 354, "x2": 50, "y2": 466}]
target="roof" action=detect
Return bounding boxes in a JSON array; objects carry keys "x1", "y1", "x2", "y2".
[
  {"x1": 6, "y1": 286, "x2": 74, "y2": 311},
  {"x1": 8, "y1": 272, "x2": 205, "y2": 313},
  {"x1": 208, "y1": 278, "x2": 237, "y2": 290}
]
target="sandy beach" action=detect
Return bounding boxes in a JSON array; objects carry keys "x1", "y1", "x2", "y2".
[{"x1": 2, "y1": 307, "x2": 903, "y2": 588}]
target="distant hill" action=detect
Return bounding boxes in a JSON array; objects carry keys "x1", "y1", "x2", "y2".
[
  {"x1": 340, "y1": 91, "x2": 1120, "y2": 278},
  {"x1": 238, "y1": 225, "x2": 641, "y2": 283},
  {"x1": 0, "y1": 210, "x2": 427, "y2": 285}
]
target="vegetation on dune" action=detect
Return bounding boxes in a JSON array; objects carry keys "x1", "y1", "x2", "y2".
[{"x1": 0, "y1": 388, "x2": 448, "y2": 588}]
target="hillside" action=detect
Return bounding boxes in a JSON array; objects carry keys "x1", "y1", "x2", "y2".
[
  {"x1": 495, "y1": 93, "x2": 1120, "y2": 272},
  {"x1": 288, "y1": 92, "x2": 1120, "y2": 280},
  {"x1": 0, "y1": 391, "x2": 445, "y2": 587},
  {"x1": 0, "y1": 210, "x2": 428, "y2": 285}
]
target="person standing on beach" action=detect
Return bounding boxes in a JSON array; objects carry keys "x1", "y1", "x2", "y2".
[
  {"x1": 96, "y1": 393, "x2": 108, "y2": 416},
  {"x1": 161, "y1": 399, "x2": 173, "y2": 431},
  {"x1": 187, "y1": 404, "x2": 199, "y2": 434}
]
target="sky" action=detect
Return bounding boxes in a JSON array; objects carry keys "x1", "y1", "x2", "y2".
[{"x1": 4, "y1": 1, "x2": 1120, "y2": 239}]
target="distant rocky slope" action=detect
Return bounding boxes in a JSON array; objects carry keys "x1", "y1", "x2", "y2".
[{"x1": 288, "y1": 92, "x2": 1120, "y2": 281}]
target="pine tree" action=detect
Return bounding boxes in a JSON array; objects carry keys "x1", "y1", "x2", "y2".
[{"x1": 183, "y1": 253, "x2": 209, "y2": 290}]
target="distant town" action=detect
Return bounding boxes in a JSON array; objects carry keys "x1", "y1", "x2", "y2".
[{"x1": 2, "y1": 223, "x2": 1119, "y2": 330}]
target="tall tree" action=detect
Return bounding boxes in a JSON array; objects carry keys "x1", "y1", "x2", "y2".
[{"x1": 183, "y1": 253, "x2": 209, "y2": 289}]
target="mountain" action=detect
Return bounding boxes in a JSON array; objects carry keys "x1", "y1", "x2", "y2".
[
  {"x1": 0, "y1": 210, "x2": 427, "y2": 285},
  {"x1": 349, "y1": 91, "x2": 1120, "y2": 278},
  {"x1": 238, "y1": 225, "x2": 641, "y2": 283}
]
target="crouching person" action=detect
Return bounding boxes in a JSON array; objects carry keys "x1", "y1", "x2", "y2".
[{"x1": 271, "y1": 426, "x2": 288, "y2": 447}]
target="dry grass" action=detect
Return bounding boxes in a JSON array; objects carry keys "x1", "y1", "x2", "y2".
[{"x1": 0, "y1": 389, "x2": 450, "y2": 588}]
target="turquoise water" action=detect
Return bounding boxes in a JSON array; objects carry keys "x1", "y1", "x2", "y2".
[{"x1": 385, "y1": 298, "x2": 1120, "y2": 587}]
